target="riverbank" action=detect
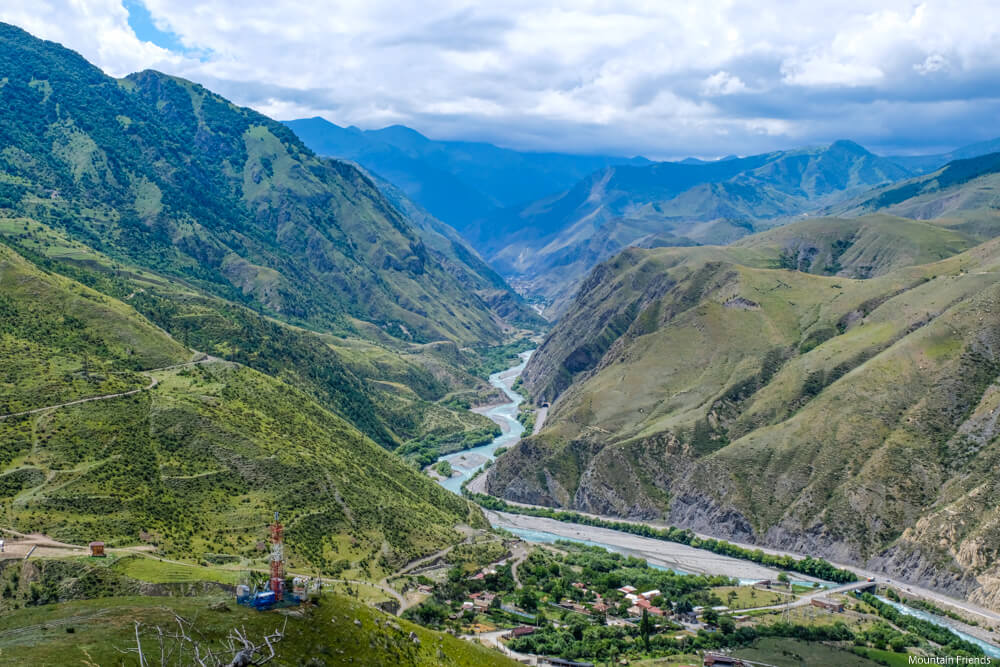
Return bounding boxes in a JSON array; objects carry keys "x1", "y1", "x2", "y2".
[
  {"x1": 488, "y1": 510, "x2": 801, "y2": 583},
  {"x1": 431, "y1": 353, "x2": 1000, "y2": 650}
]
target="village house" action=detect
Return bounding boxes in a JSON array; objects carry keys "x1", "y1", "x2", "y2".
[
  {"x1": 617, "y1": 585, "x2": 637, "y2": 594},
  {"x1": 810, "y1": 598, "x2": 845, "y2": 613},
  {"x1": 703, "y1": 653, "x2": 749, "y2": 667},
  {"x1": 640, "y1": 589, "x2": 660, "y2": 600},
  {"x1": 504, "y1": 626, "x2": 536, "y2": 640}
]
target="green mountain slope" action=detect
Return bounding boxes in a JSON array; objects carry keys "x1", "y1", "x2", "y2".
[
  {"x1": 0, "y1": 22, "x2": 508, "y2": 345},
  {"x1": 489, "y1": 216, "x2": 1000, "y2": 611},
  {"x1": 0, "y1": 216, "x2": 504, "y2": 457},
  {"x1": 835, "y1": 152, "x2": 1000, "y2": 240},
  {"x1": 359, "y1": 168, "x2": 546, "y2": 328},
  {"x1": 0, "y1": 589, "x2": 515, "y2": 666},
  {"x1": 485, "y1": 141, "x2": 911, "y2": 316},
  {"x1": 0, "y1": 242, "x2": 482, "y2": 574}
]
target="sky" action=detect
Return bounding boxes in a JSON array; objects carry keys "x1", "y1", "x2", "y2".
[{"x1": 3, "y1": 1, "x2": 999, "y2": 159}]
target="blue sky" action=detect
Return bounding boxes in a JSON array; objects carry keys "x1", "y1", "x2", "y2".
[{"x1": 3, "y1": 1, "x2": 999, "y2": 159}]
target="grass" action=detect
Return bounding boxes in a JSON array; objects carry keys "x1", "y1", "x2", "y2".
[
  {"x1": 112, "y1": 555, "x2": 241, "y2": 585},
  {"x1": 711, "y1": 585, "x2": 792, "y2": 609},
  {"x1": 733, "y1": 637, "x2": 885, "y2": 667},
  {"x1": 0, "y1": 593, "x2": 517, "y2": 666}
]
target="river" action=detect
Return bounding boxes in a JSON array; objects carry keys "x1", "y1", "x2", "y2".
[{"x1": 432, "y1": 352, "x2": 1000, "y2": 651}]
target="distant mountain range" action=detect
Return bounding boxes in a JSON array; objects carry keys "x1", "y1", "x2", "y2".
[
  {"x1": 286, "y1": 116, "x2": 1000, "y2": 318},
  {"x1": 478, "y1": 140, "x2": 912, "y2": 315},
  {"x1": 283, "y1": 116, "x2": 650, "y2": 235}
]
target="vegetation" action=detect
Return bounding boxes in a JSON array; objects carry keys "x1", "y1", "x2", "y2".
[
  {"x1": 0, "y1": 590, "x2": 516, "y2": 666},
  {"x1": 857, "y1": 593, "x2": 983, "y2": 656},
  {"x1": 494, "y1": 218, "x2": 1000, "y2": 606},
  {"x1": 0, "y1": 22, "x2": 518, "y2": 346}
]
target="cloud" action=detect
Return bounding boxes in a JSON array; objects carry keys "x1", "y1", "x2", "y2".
[
  {"x1": 702, "y1": 71, "x2": 749, "y2": 96},
  {"x1": 2, "y1": 0, "x2": 999, "y2": 159}
]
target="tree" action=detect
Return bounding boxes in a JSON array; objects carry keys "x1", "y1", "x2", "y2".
[
  {"x1": 703, "y1": 608, "x2": 720, "y2": 626},
  {"x1": 718, "y1": 615, "x2": 736, "y2": 634},
  {"x1": 517, "y1": 588, "x2": 538, "y2": 612},
  {"x1": 639, "y1": 609, "x2": 653, "y2": 651}
]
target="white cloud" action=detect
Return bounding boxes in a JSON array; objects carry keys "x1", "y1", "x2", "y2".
[
  {"x1": 2, "y1": 0, "x2": 999, "y2": 158},
  {"x1": 702, "y1": 71, "x2": 748, "y2": 96}
]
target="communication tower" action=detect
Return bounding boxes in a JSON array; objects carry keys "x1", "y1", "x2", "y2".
[{"x1": 270, "y1": 511, "x2": 284, "y2": 600}]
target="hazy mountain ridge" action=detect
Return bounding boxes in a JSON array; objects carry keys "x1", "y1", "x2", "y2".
[
  {"x1": 284, "y1": 116, "x2": 650, "y2": 236},
  {"x1": 489, "y1": 215, "x2": 1000, "y2": 610},
  {"x1": 484, "y1": 141, "x2": 912, "y2": 316}
]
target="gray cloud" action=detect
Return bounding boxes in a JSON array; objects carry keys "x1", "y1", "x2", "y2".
[{"x1": 2, "y1": 0, "x2": 999, "y2": 159}]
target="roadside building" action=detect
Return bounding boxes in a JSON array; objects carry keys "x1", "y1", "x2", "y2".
[
  {"x1": 810, "y1": 598, "x2": 845, "y2": 612},
  {"x1": 703, "y1": 653, "x2": 748, "y2": 667}
]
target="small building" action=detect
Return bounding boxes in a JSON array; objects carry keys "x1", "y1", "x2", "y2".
[
  {"x1": 617, "y1": 585, "x2": 637, "y2": 594},
  {"x1": 640, "y1": 589, "x2": 661, "y2": 600},
  {"x1": 703, "y1": 653, "x2": 748, "y2": 667},
  {"x1": 89, "y1": 541, "x2": 106, "y2": 557},
  {"x1": 506, "y1": 626, "x2": 536, "y2": 639},
  {"x1": 541, "y1": 658, "x2": 593, "y2": 667},
  {"x1": 417, "y1": 584, "x2": 433, "y2": 594},
  {"x1": 811, "y1": 598, "x2": 845, "y2": 613},
  {"x1": 647, "y1": 606, "x2": 664, "y2": 617},
  {"x1": 627, "y1": 605, "x2": 643, "y2": 617}
]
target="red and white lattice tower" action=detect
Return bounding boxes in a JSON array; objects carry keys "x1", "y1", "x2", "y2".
[{"x1": 270, "y1": 511, "x2": 284, "y2": 600}]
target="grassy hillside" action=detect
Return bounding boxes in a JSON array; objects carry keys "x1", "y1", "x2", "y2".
[
  {"x1": 0, "y1": 242, "x2": 189, "y2": 415},
  {"x1": 0, "y1": 240, "x2": 482, "y2": 578},
  {"x1": 0, "y1": 217, "x2": 504, "y2": 459},
  {"x1": 0, "y1": 588, "x2": 514, "y2": 666},
  {"x1": 491, "y1": 216, "x2": 1000, "y2": 611},
  {"x1": 836, "y1": 152, "x2": 1000, "y2": 240},
  {"x1": 735, "y1": 215, "x2": 977, "y2": 279},
  {"x1": 0, "y1": 22, "x2": 510, "y2": 345}
]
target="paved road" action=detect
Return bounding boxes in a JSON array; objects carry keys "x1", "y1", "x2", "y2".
[{"x1": 0, "y1": 354, "x2": 219, "y2": 421}]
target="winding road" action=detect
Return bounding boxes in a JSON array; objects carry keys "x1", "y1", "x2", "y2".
[{"x1": 0, "y1": 354, "x2": 219, "y2": 421}]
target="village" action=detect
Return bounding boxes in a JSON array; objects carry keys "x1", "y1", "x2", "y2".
[{"x1": 384, "y1": 534, "x2": 893, "y2": 666}]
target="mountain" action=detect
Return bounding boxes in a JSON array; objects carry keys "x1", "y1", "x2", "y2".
[
  {"x1": 489, "y1": 214, "x2": 1000, "y2": 611},
  {"x1": 888, "y1": 137, "x2": 1000, "y2": 175},
  {"x1": 0, "y1": 241, "x2": 483, "y2": 572},
  {"x1": 482, "y1": 141, "x2": 911, "y2": 316},
  {"x1": 283, "y1": 116, "x2": 650, "y2": 235},
  {"x1": 354, "y1": 168, "x2": 546, "y2": 329},
  {"x1": 0, "y1": 22, "x2": 516, "y2": 345},
  {"x1": 835, "y1": 152, "x2": 1000, "y2": 240}
]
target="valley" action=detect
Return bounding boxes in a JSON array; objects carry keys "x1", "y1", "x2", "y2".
[{"x1": 2, "y1": 13, "x2": 1000, "y2": 666}]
